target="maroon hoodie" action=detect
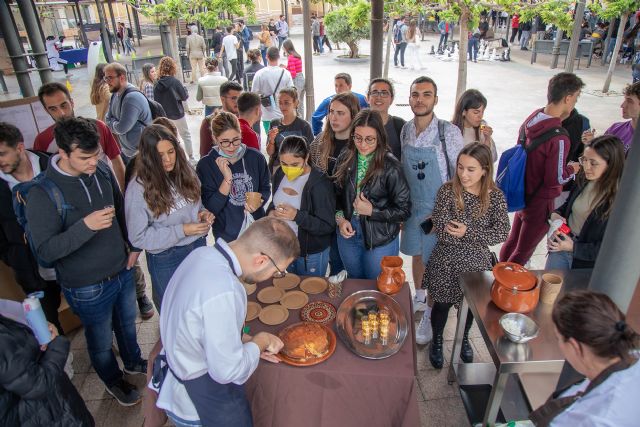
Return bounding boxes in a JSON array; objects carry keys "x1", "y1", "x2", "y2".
[{"x1": 521, "y1": 108, "x2": 575, "y2": 200}]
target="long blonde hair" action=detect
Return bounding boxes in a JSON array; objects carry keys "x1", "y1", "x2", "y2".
[{"x1": 451, "y1": 143, "x2": 495, "y2": 216}]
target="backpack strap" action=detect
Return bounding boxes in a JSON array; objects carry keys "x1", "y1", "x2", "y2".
[
  {"x1": 523, "y1": 126, "x2": 570, "y2": 203},
  {"x1": 437, "y1": 119, "x2": 453, "y2": 181},
  {"x1": 36, "y1": 177, "x2": 71, "y2": 225}
]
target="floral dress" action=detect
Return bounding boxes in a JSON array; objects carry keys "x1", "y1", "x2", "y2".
[{"x1": 422, "y1": 183, "x2": 510, "y2": 305}]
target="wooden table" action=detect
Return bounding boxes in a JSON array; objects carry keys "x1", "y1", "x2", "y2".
[{"x1": 244, "y1": 278, "x2": 420, "y2": 427}]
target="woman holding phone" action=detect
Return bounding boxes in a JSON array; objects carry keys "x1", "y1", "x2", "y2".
[
  {"x1": 546, "y1": 135, "x2": 625, "y2": 270},
  {"x1": 422, "y1": 143, "x2": 509, "y2": 368},
  {"x1": 333, "y1": 109, "x2": 411, "y2": 280},
  {"x1": 125, "y1": 125, "x2": 214, "y2": 311}
]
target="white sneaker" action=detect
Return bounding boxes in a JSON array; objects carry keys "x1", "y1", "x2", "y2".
[
  {"x1": 416, "y1": 312, "x2": 433, "y2": 345},
  {"x1": 413, "y1": 294, "x2": 429, "y2": 313}
]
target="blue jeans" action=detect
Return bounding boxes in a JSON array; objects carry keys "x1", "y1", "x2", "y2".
[
  {"x1": 468, "y1": 38, "x2": 479, "y2": 60},
  {"x1": 260, "y1": 47, "x2": 267, "y2": 66},
  {"x1": 545, "y1": 251, "x2": 573, "y2": 270},
  {"x1": 337, "y1": 217, "x2": 400, "y2": 280},
  {"x1": 62, "y1": 268, "x2": 142, "y2": 388},
  {"x1": 288, "y1": 247, "x2": 330, "y2": 277},
  {"x1": 394, "y1": 42, "x2": 407, "y2": 66},
  {"x1": 438, "y1": 33, "x2": 448, "y2": 50},
  {"x1": 146, "y1": 237, "x2": 206, "y2": 312},
  {"x1": 278, "y1": 36, "x2": 287, "y2": 49}
]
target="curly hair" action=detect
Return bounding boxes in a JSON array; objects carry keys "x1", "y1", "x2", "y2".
[
  {"x1": 210, "y1": 111, "x2": 241, "y2": 138},
  {"x1": 157, "y1": 56, "x2": 177, "y2": 78}
]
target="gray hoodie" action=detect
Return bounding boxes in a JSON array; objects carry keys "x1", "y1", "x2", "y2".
[
  {"x1": 124, "y1": 178, "x2": 204, "y2": 254},
  {"x1": 25, "y1": 156, "x2": 129, "y2": 288}
]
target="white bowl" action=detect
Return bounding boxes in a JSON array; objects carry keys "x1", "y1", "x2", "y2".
[{"x1": 499, "y1": 313, "x2": 539, "y2": 344}]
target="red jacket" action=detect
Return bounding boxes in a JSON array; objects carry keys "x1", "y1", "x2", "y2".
[
  {"x1": 239, "y1": 118, "x2": 260, "y2": 151},
  {"x1": 521, "y1": 108, "x2": 575, "y2": 200}
]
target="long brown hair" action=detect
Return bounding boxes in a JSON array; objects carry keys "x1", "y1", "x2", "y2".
[
  {"x1": 451, "y1": 143, "x2": 495, "y2": 216},
  {"x1": 333, "y1": 109, "x2": 389, "y2": 188},
  {"x1": 451, "y1": 89, "x2": 487, "y2": 142},
  {"x1": 553, "y1": 290, "x2": 639, "y2": 362},
  {"x1": 575, "y1": 135, "x2": 625, "y2": 219},
  {"x1": 135, "y1": 124, "x2": 200, "y2": 217},
  {"x1": 407, "y1": 20, "x2": 417, "y2": 41},
  {"x1": 90, "y1": 63, "x2": 108, "y2": 105},
  {"x1": 318, "y1": 92, "x2": 360, "y2": 172}
]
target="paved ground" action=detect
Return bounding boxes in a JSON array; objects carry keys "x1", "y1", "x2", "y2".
[{"x1": 1, "y1": 27, "x2": 632, "y2": 426}]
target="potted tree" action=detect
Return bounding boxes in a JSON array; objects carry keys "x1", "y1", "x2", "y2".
[{"x1": 324, "y1": 0, "x2": 371, "y2": 61}]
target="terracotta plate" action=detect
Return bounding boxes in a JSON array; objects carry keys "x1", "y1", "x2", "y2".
[
  {"x1": 246, "y1": 301, "x2": 262, "y2": 321},
  {"x1": 300, "y1": 301, "x2": 337, "y2": 324},
  {"x1": 300, "y1": 277, "x2": 328, "y2": 294},
  {"x1": 277, "y1": 322, "x2": 337, "y2": 367},
  {"x1": 280, "y1": 291, "x2": 309, "y2": 310},
  {"x1": 257, "y1": 286, "x2": 285, "y2": 304},
  {"x1": 259, "y1": 304, "x2": 290, "y2": 326},
  {"x1": 242, "y1": 281, "x2": 257, "y2": 296},
  {"x1": 273, "y1": 274, "x2": 301, "y2": 290}
]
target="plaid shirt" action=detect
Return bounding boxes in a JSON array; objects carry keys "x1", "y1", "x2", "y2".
[{"x1": 141, "y1": 81, "x2": 154, "y2": 101}]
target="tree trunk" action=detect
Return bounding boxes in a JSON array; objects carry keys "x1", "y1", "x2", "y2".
[
  {"x1": 348, "y1": 41, "x2": 359, "y2": 58},
  {"x1": 601, "y1": 19, "x2": 616, "y2": 66},
  {"x1": 169, "y1": 20, "x2": 180, "y2": 63},
  {"x1": 550, "y1": 29, "x2": 564, "y2": 69},
  {"x1": 456, "y1": 10, "x2": 470, "y2": 102},
  {"x1": 565, "y1": 0, "x2": 587, "y2": 73},
  {"x1": 603, "y1": 12, "x2": 629, "y2": 93}
]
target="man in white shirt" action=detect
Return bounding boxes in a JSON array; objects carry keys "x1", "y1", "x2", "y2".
[
  {"x1": 219, "y1": 25, "x2": 241, "y2": 84},
  {"x1": 251, "y1": 46, "x2": 293, "y2": 134},
  {"x1": 154, "y1": 217, "x2": 299, "y2": 426}
]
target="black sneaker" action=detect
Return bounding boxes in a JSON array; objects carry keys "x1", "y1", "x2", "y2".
[
  {"x1": 124, "y1": 359, "x2": 148, "y2": 376},
  {"x1": 106, "y1": 379, "x2": 141, "y2": 406},
  {"x1": 137, "y1": 295, "x2": 154, "y2": 320}
]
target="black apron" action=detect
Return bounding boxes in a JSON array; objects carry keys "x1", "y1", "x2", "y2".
[
  {"x1": 152, "y1": 242, "x2": 253, "y2": 427},
  {"x1": 529, "y1": 359, "x2": 633, "y2": 426}
]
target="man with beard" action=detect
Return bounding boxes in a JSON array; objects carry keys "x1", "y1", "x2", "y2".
[
  {"x1": 34, "y1": 82, "x2": 126, "y2": 189},
  {"x1": 154, "y1": 217, "x2": 299, "y2": 426},
  {"x1": 199, "y1": 81, "x2": 243, "y2": 157},
  {"x1": 0, "y1": 123, "x2": 63, "y2": 332},
  {"x1": 366, "y1": 78, "x2": 406, "y2": 160},
  {"x1": 399, "y1": 76, "x2": 463, "y2": 346},
  {"x1": 104, "y1": 62, "x2": 152, "y2": 162}
]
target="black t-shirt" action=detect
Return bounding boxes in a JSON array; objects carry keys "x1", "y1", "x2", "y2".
[
  {"x1": 268, "y1": 117, "x2": 314, "y2": 168},
  {"x1": 384, "y1": 116, "x2": 405, "y2": 160},
  {"x1": 328, "y1": 138, "x2": 349, "y2": 176}
]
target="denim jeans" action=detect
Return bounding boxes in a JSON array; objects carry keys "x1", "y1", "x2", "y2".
[
  {"x1": 337, "y1": 217, "x2": 400, "y2": 280},
  {"x1": 62, "y1": 268, "x2": 142, "y2": 388},
  {"x1": 438, "y1": 33, "x2": 448, "y2": 50},
  {"x1": 146, "y1": 236, "x2": 206, "y2": 312},
  {"x1": 545, "y1": 250, "x2": 573, "y2": 270},
  {"x1": 468, "y1": 38, "x2": 479, "y2": 60},
  {"x1": 288, "y1": 247, "x2": 330, "y2": 277},
  {"x1": 394, "y1": 42, "x2": 407, "y2": 66}
]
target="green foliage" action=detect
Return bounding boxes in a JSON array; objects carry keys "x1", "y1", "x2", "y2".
[
  {"x1": 598, "y1": 0, "x2": 640, "y2": 19},
  {"x1": 517, "y1": 0, "x2": 573, "y2": 32},
  {"x1": 132, "y1": 0, "x2": 254, "y2": 28},
  {"x1": 324, "y1": 1, "x2": 371, "y2": 57}
]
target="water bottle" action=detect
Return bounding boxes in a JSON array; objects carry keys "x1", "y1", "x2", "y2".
[{"x1": 22, "y1": 292, "x2": 52, "y2": 345}]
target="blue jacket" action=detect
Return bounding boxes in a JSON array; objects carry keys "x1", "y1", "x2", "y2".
[
  {"x1": 311, "y1": 92, "x2": 369, "y2": 135},
  {"x1": 196, "y1": 147, "x2": 271, "y2": 242}
]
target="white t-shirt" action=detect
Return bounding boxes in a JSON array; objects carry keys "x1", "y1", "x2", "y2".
[
  {"x1": 251, "y1": 65, "x2": 293, "y2": 121},
  {"x1": 222, "y1": 34, "x2": 239, "y2": 60}
]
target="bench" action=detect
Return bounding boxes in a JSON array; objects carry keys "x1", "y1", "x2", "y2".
[
  {"x1": 125, "y1": 55, "x2": 164, "y2": 84},
  {"x1": 531, "y1": 39, "x2": 593, "y2": 69}
]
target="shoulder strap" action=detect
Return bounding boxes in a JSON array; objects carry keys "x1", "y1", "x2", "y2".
[
  {"x1": 526, "y1": 127, "x2": 569, "y2": 154},
  {"x1": 437, "y1": 119, "x2": 452, "y2": 181},
  {"x1": 273, "y1": 69, "x2": 286, "y2": 96},
  {"x1": 35, "y1": 177, "x2": 69, "y2": 224}
]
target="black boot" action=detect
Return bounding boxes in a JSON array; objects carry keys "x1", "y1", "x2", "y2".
[
  {"x1": 460, "y1": 332, "x2": 474, "y2": 363},
  {"x1": 429, "y1": 334, "x2": 444, "y2": 369}
]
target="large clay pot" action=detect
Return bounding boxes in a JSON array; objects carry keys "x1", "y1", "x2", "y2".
[
  {"x1": 491, "y1": 262, "x2": 540, "y2": 313},
  {"x1": 377, "y1": 256, "x2": 406, "y2": 295}
]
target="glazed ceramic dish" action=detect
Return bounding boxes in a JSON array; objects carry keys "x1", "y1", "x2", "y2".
[
  {"x1": 280, "y1": 291, "x2": 309, "y2": 310},
  {"x1": 300, "y1": 277, "x2": 328, "y2": 294},
  {"x1": 258, "y1": 304, "x2": 290, "y2": 325},
  {"x1": 257, "y1": 286, "x2": 285, "y2": 304},
  {"x1": 245, "y1": 301, "x2": 262, "y2": 321},
  {"x1": 300, "y1": 301, "x2": 337, "y2": 324},
  {"x1": 335, "y1": 290, "x2": 408, "y2": 359},
  {"x1": 277, "y1": 322, "x2": 337, "y2": 366},
  {"x1": 273, "y1": 274, "x2": 301, "y2": 290},
  {"x1": 242, "y1": 281, "x2": 257, "y2": 296}
]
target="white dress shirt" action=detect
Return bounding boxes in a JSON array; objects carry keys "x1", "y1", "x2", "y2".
[{"x1": 154, "y1": 239, "x2": 260, "y2": 421}]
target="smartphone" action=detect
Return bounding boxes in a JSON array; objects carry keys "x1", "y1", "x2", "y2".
[{"x1": 420, "y1": 218, "x2": 434, "y2": 234}]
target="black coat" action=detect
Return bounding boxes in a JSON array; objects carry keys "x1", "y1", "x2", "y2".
[
  {"x1": 336, "y1": 153, "x2": 411, "y2": 249},
  {"x1": 268, "y1": 167, "x2": 335, "y2": 256},
  {"x1": 0, "y1": 315, "x2": 94, "y2": 427},
  {"x1": 0, "y1": 151, "x2": 51, "y2": 293},
  {"x1": 556, "y1": 182, "x2": 610, "y2": 269},
  {"x1": 153, "y1": 76, "x2": 188, "y2": 120}
]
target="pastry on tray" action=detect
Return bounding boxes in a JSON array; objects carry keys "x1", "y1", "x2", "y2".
[{"x1": 279, "y1": 322, "x2": 330, "y2": 362}]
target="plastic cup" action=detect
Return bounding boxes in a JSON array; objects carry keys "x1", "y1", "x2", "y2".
[{"x1": 541, "y1": 273, "x2": 563, "y2": 304}]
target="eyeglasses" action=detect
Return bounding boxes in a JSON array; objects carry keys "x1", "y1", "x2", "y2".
[
  {"x1": 369, "y1": 90, "x2": 391, "y2": 98},
  {"x1": 260, "y1": 252, "x2": 287, "y2": 278},
  {"x1": 413, "y1": 161, "x2": 426, "y2": 180},
  {"x1": 218, "y1": 137, "x2": 242, "y2": 148},
  {"x1": 103, "y1": 75, "x2": 117, "y2": 82},
  {"x1": 221, "y1": 95, "x2": 239, "y2": 101},
  {"x1": 353, "y1": 134, "x2": 377, "y2": 145},
  {"x1": 578, "y1": 156, "x2": 601, "y2": 168}
]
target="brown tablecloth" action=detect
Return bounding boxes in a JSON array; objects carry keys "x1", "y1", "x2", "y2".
[{"x1": 245, "y1": 278, "x2": 421, "y2": 427}]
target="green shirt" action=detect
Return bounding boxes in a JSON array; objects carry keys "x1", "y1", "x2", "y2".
[{"x1": 356, "y1": 152, "x2": 374, "y2": 191}]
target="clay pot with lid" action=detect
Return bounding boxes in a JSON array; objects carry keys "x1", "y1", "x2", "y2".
[{"x1": 491, "y1": 262, "x2": 540, "y2": 313}]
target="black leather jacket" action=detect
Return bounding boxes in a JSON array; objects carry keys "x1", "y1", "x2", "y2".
[{"x1": 336, "y1": 153, "x2": 411, "y2": 249}]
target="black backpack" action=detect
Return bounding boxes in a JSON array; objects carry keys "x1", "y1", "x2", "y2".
[{"x1": 119, "y1": 86, "x2": 166, "y2": 121}]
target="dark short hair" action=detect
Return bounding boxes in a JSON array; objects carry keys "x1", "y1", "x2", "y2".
[
  {"x1": 547, "y1": 72, "x2": 585, "y2": 104},
  {"x1": 624, "y1": 81, "x2": 640, "y2": 98},
  {"x1": 53, "y1": 117, "x2": 100, "y2": 154},
  {"x1": 267, "y1": 46, "x2": 280, "y2": 61},
  {"x1": 0, "y1": 122, "x2": 24, "y2": 149},
  {"x1": 335, "y1": 73, "x2": 352, "y2": 86},
  {"x1": 38, "y1": 82, "x2": 71, "y2": 107},
  {"x1": 279, "y1": 135, "x2": 309, "y2": 159},
  {"x1": 280, "y1": 14, "x2": 285, "y2": 19},
  {"x1": 368, "y1": 77, "x2": 394, "y2": 98},
  {"x1": 410, "y1": 76, "x2": 438, "y2": 96},
  {"x1": 237, "y1": 92, "x2": 261, "y2": 114},
  {"x1": 220, "y1": 81, "x2": 243, "y2": 97},
  {"x1": 226, "y1": 25, "x2": 234, "y2": 33}
]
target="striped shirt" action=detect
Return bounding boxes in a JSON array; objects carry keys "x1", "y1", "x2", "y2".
[{"x1": 287, "y1": 55, "x2": 303, "y2": 79}]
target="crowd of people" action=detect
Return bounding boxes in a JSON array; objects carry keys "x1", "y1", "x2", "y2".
[{"x1": 0, "y1": 15, "x2": 639, "y2": 426}]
